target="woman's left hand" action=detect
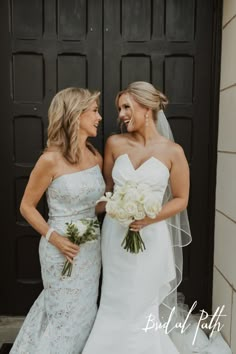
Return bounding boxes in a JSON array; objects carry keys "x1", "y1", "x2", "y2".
[{"x1": 129, "y1": 217, "x2": 155, "y2": 232}]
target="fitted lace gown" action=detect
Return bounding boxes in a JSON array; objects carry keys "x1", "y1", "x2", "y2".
[{"x1": 10, "y1": 165, "x2": 105, "y2": 354}]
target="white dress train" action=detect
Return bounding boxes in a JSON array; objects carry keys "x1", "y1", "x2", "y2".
[{"x1": 82, "y1": 154, "x2": 232, "y2": 354}]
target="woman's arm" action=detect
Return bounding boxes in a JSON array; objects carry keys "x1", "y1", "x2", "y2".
[
  {"x1": 20, "y1": 153, "x2": 55, "y2": 236},
  {"x1": 20, "y1": 153, "x2": 79, "y2": 262},
  {"x1": 95, "y1": 136, "x2": 117, "y2": 215},
  {"x1": 103, "y1": 135, "x2": 116, "y2": 192},
  {"x1": 130, "y1": 144, "x2": 189, "y2": 229},
  {"x1": 155, "y1": 144, "x2": 189, "y2": 221},
  {"x1": 94, "y1": 150, "x2": 105, "y2": 215}
]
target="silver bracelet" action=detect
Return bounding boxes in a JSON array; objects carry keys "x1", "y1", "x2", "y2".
[{"x1": 45, "y1": 227, "x2": 55, "y2": 242}]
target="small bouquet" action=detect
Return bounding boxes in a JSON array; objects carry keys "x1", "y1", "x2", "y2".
[
  {"x1": 97, "y1": 181, "x2": 162, "y2": 254},
  {"x1": 61, "y1": 219, "x2": 100, "y2": 277}
]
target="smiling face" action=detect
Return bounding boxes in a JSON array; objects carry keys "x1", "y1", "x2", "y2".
[
  {"x1": 79, "y1": 100, "x2": 102, "y2": 137},
  {"x1": 118, "y1": 93, "x2": 149, "y2": 132}
]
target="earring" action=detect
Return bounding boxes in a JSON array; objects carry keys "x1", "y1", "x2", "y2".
[{"x1": 145, "y1": 114, "x2": 149, "y2": 127}]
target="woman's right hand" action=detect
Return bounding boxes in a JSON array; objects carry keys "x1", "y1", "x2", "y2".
[{"x1": 49, "y1": 231, "x2": 80, "y2": 263}]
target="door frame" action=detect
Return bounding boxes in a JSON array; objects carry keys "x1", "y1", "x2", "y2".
[{"x1": 206, "y1": 0, "x2": 223, "y2": 311}]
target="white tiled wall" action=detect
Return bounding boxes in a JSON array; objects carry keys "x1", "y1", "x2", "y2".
[
  {"x1": 223, "y1": 0, "x2": 236, "y2": 26},
  {"x1": 213, "y1": 1, "x2": 236, "y2": 352},
  {"x1": 231, "y1": 292, "x2": 236, "y2": 351},
  {"x1": 213, "y1": 268, "x2": 233, "y2": 343},
  {"x1": 216, "y1": 153, "x2": 236, "y2": 221},
  {"x1": 218, "y1": 86, "x2": 236, "y2": 151},
  {"x1": 214, "y1": 211, "x2": 236, "y2": 288},
  {"x1": 220, "y1": 18, "x2": 236, "y2": 89}
]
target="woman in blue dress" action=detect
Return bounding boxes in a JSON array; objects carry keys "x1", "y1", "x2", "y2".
[{"x1": 10, "y1": 87, "x2": 105, "y2": 354}]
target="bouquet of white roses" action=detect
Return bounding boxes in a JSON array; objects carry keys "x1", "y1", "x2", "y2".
[
  {"x1": 61, "y1": 219, "x2": 99, "y2": 277},
  {"x1": 98, "y1": 181, "x2": 162, "y2": 254}
]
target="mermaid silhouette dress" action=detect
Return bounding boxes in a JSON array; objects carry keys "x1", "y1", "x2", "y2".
[{"x1": 10, "y1": 164, "x2": 105, "y2": 354}]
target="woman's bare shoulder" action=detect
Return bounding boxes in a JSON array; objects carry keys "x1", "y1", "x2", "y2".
[
  {"x1": 169, "y1": 141, "x2": 185, "y2": 157},
  {"x1": 35, "y1": 150, "x2": 61, "y2": 173},
  {"x1": 154, "y1": 137, "x2": 187, "y2": 166},
  {"x1": 106, "y1": 133, "x2": 129, "y2": 145},
  {"x1": 158, "y1": 137, "x2": 184, "y2": 154},
  {"x1": 93, "y1": 149, "x2": 103, "y2": 169},
  {"x1": 164, "y1": 141, "x2": 187, "y2": 165}
]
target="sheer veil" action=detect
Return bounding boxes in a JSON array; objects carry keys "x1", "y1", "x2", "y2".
[
  {"x1": 156, "y1": 110, "x2": 232, "y2": 353},
  {"x1": 156, "y1": 109, "x2": 192, "y2": 321}
]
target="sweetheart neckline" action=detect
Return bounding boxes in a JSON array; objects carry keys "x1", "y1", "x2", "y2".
[
  {"x1": 115, "y1": 153, "x2": 170, "y2": 174},
  {"x1": 51, "y1": 164, "x2": 100, "y2": 183}
]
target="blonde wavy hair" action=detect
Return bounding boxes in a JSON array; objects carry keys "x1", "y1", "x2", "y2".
[
  {"x1": 46, "y1": 87, "x2": 100, "y2": 164},
  {"x1": 115, "y1": 81, "x2": 168, "y2": 122}
]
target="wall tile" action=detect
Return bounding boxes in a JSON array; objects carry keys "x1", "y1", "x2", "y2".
[
  {"x1": 223, "y1": 0, "x2": 236, "y2": 26},
  {"x1": 218, "y1": 86, "x2": 236, "y2": 152},
  {"x1": 214, "y1": 211, "x2": 236, "y2": 288},
  {"x1": 212, "y1": 267, "x2": 233, "y2": 343},
  {"x1": 231, "y1": 290, "x2": 236, "y2": 353},
  {"x1": 216, "y1": 153, "x2": 236, "y2": 221},
  {"x1": 220, "y1": 18, "x2": 236, "y2": 89}
]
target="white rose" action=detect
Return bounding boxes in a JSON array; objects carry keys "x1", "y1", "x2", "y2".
[
  {"x1": 106, "y1": 200, "x2": 119, "y2": 218},
  {"x1": 123, "y1": 201, "x2": 138, "y2": 217},
  {"x1": 111, "y1": 186, "x2": 124, "y2": 201},
  {"x1": 137, "y1": 183, "x2": 151, "y2": 194},
  {"x1": 134, "y1": 204, "x2": 146, "y2": 220},
  {"x1": 136, "y1": 184, "x2": 152, "y2": 204},
  {"x1": 125, "y1": 180, "x2": 137, "y2": 188},
  {"x1": 119, "y1": 181, "x2": 137, "y2": 195},
  {"x1": 111, "y1": 191, "x2": 122, "y2": 201},
  {"x1": 116, "y1": 207, "x2": 132, "y2": 226},
  {"x1": 75, "y1": 221, "x2": 87, "y2": 235},
  {"x1": 143, "y1": 195, "x2": 162, "y2": 219},
  {"x1": 123, "y1": 189, "x2": 140, "y2": 203}
]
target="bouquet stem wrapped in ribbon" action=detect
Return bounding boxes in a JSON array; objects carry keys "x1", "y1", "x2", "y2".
[
  {"x1": 97, "y1": 181, "x2": 162, "y2": 254},
  {"x1": 61, "y1": 219, "x2": 99, "y2": 277}
]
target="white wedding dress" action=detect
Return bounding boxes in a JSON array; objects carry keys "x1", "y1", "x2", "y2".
[
  {"x1": 83, "y1": 154, "x2": 232, "y2": 354},
  {"x1": 10, "y1": 164, "x2": 105, "y2": 354}
]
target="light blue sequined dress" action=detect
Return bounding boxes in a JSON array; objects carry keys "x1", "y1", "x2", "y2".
[{"x1": 10, "y1": 165, "x2": 105, "y2": 354}]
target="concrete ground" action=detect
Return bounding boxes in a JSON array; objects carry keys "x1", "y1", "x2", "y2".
[
  {"x1": 0, "y1": 317, "x2": 24, "y2": 347},
  {"x1": 0, "y1": 314, "x2": 206, "y2": 348},
  {"x1": 0, "y1": 314, "x2": 232, "y2": 353},
  {"x1": 0, "y1": 314, "x2": 205, "y2": 348},
  {"x1": 0, "y1": 313, "x2": 221, "y2": 349}
]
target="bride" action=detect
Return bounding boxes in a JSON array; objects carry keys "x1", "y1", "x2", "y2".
[{"x1": 82, "y1": 81, "x2": 232, "y2": 354}]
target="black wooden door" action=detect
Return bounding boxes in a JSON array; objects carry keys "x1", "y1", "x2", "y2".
[
  {"x1": 103, "y1": 0, "x2": 222, "y2": 312},
  {"x1": 0, "y1": 0, "x2": 221, "y2": 315},
  {"x1": 0, "y1": 0, "x2": 103, "y2": 315}
]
